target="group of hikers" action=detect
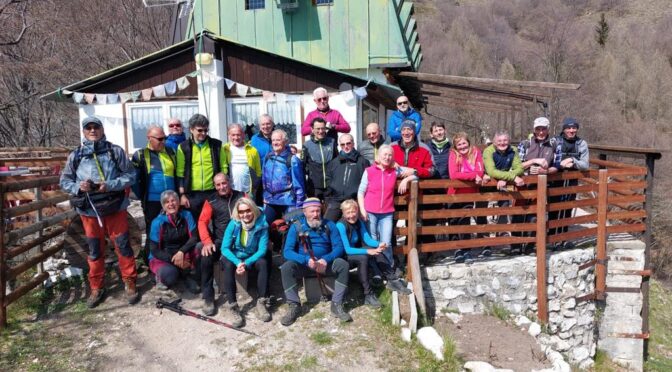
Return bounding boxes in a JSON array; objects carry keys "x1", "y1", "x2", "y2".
[{"x1": 59, "y1": 87, "x2": 589, "y2": 328}]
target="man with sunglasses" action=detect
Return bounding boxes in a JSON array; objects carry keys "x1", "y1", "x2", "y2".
[
  {"x1": 323, "y1": 133, "x2": 370, "y2": 221},
  {"x1": 131, "y1": 126, "x2": 177, "y2": 265},
  {"x1": 165, "y1": 118, "x2": 186, "y2": 151},
  {"x1": 357, "y1": 122, "x2": 389, "y2": 164},
  {"x1": 388, "y1": 95, "x2": 422, "y2": 143},
  {"x1": 176, "y1": 114, "x2": 228, "y2": 221},
  {"x1": 60, "y1": 117, "x2": 138, "y2": 308},
  {"x1": 301, "y1": 87, "x2": 351, "y2": 140},
  {"x1": 302, "y1": 117, "x2": 338, "y2": 199}
]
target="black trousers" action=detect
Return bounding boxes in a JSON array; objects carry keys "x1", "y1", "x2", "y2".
[
  {"x1": 222, "y1": 258, "x2": 269, "y2": 304},
  {"x1": 281, "y1": 258, "x2": 349, "y2": 305},
  {"x1": 141, "y1": 200, "x2": 163, "y2": 262},
  {"x1": 200, "y1": 248, "x2": 221, "y2": 302},
  {"x1": 548, "y1": 179, "x2": 578, "y2": 236},
  {"x1": 187, "y1": 190, "x2": 213, "y2": 221},
  {"x1": 347, "y1": 255, "x2": 371, "y2": 295}
]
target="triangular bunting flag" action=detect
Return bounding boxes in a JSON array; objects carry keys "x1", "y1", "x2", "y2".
[
  {"x1": 96, "y1": 94, "x2": 107, "y2": 105},
  {"x1": 235, "y1": 83, "x2": 249, "y2": 97},
  {"x1": 73, "y1": 92, "x2": 84, "y2": 104},
  {"x1": 225, "y1": 78, "x2": 235, "y2": 90},
  {"x1": 130, "y1": 91, "x2": 141, "y2": 102},
  {"x1": 107, "y1": 94, "x2": 119, "y2": 104},
  {"x1": 353, "y1": 86, "x2": 368, "y2": 99},
  {"x1": 141, "y1": 88, "x2": 153, "y2": 101},
  {"x1": 84, "y1": 93, "x2": 96, "y2": 104},
  {"x1": 262, "y1": 91, "x2": 275, "y2": 102},
  {"x1": 152, "y1": 84, "x2": 166, "y2": 98},
  {"x1": 119, "y1": 93, "x2": 131, "y2": 103},
  {"x1": 249, "y1": 87, "x2": 263, "y2": 95},
  {"x1": 176, "y1": 77, "x2": 190, "y2": 90},
  {"x1": 187, "y1": 71, "x2": 199, "y2": 78}
]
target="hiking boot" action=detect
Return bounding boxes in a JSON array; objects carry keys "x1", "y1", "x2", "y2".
[
  {"x1": 87, "y1": 287, "x2": 106, "y2": 309},
  {"x1": 124, "y1": 280, "x2": 140, "y2": 305},
  {"x1": 281, "y1": 302, "x2": 301, "y2": 326},
  {"x1": 364, "y1": 293, "x2": 382, "y2": 308},
  {"x1": 331, "y1": 302, "x2": 353, "y2": 322},
  {"x1": 462, "y1": 252, "x2": 474, "y2": 263},
  {"x1": 454, "y1": 249, "x2": 466, "y2": 263},
  {"x1": 185, "y1": 277, "x2": 201, "y2": 294},
  {"x1": 255, "y1": 297, "x2": 272, "y2": 322},
  {"x1": 562, "y1": 241, "x2": 575, "y2": 250},
  {"x1": 370, "y1": 275, "x2": 384, "y2": 288},
  {"x1": 202, "y1": 299, "x2": 216, "y2": 316},
  {"x1": 223, "y1": 302, "x2": 244, "y2": 328},
  {"x1": 155, "y1": 282, "x2": 169, "y2": 291},
  {"x1": 479, "y1": 248, "x2": 492, "y2": 258},
  {"x1": 386, "y1": 279, "x2": 412, "y2": 295}
]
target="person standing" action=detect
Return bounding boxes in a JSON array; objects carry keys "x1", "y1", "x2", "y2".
[
  {"x1": 222, "y1": 123, "x2": 261, "y2": 196},
  {"x1": 426, "y1": 122, "x2": 451, "y2": 179},
  {"x1": 301, "y1": 87, "x2": 351, "y2": 140},
  {"x1": 60, "y1": 117, "x2": 139, "y2": 308},
  {"x1": 357, "y1": 123, "x2": 389, "y2": 164},
  {"x1": 176, "y1": 114, "x2": 227, "y2": 221},
  {"x1": 387, "y1": 95, "x2": 422, "y2": 142},
  {"x1": 302, "y1": 117, "x2": 338, "y2": 199},
  {"x1": 250, "y1": 114, "x2": 274, "y2": 165},
  {"x1": 165, "y1": 118, "x2": 186, "y2": 151}
]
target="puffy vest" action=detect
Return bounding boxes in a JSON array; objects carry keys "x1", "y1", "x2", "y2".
[{"x1": 363, "y1": 166, "x2": 397, "y2": 214}]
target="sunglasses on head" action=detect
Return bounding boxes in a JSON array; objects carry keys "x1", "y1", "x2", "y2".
[{"x1": 397, "y1": 101, "x2": 409, "y2": 106}]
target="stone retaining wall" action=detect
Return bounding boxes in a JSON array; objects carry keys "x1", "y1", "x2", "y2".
[{"x1": 423, "y1": 248, "x2": 597, "y2": 368}]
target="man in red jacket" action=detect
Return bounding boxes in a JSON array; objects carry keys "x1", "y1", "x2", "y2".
[{"x1": 392, "y1": 120, "x2": 435, "y2": 179}]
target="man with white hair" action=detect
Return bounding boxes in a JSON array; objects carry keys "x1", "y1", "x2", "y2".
[
  {"x1": 223, "y1": 123, "x2": 261, "y2": 195},
  {"x1": 301, "y1": 87, "x2": 350, "y2": 140}
]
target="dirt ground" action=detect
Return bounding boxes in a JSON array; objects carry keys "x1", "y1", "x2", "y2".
[{"x1": 435, "y1": 314, "x2": 552, "y2": 371}]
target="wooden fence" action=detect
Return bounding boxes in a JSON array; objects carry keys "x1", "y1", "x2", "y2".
[{"x1": 397, "y1": 146, "x2": 659, "y2": 327}]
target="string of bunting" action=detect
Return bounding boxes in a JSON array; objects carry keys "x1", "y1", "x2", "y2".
[{"x1": 57, "y1": 69, "x2": 370, "y2": 105}]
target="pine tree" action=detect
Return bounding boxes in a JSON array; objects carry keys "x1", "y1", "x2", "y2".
[{"x1": 595, "y1": 13, "x2": 610, "y2": 48}]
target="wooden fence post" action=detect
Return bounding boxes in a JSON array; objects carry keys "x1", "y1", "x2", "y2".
[
  {"x1": 406, "y1": 181, "x2": 418, "y2": 282},
  {"x1": 0, "y1": 183, "x2": 6, "y2": 329},
  {"x1": 596, "y1": 169, "x2": 608, "y2": 296},
  {"x1": 536, "y1": 175, "x2": 548, "y2": 323},
  {"x1": 642, "y1": 154, "x2": 656, "y2": 359}
]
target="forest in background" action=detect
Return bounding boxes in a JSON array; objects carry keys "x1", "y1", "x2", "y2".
[{"x1": 1, "y1": 0, "x2": 671, "y2": 275}]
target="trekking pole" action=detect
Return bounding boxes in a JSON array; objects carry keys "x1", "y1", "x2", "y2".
[
  {"x1": 298, "y1": 230, "x2": 334, "y2": 299},
  {"x1": 156, "y1": 298, "x2": 259, "y2": 337}
]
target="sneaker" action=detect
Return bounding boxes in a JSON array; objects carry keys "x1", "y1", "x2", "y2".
[
  {"x1": 454, "y1": 249, "x2": 465, "y2": 263},
  {"x1": 479, "y1": 248, "x2": 492, "y2": 258},
  {"x1": 386, "y1": 279, "x2": 412, "y2": 295},
  {"x1": 562, "y1": 241, "x2": 575, "y2": 250},
  {"x1": 330, "y1": 302, "x2": 353, "y2": 322},
  {"x1": 281, "y1": 302, "x2": 301, "y2": 326},
  {"x1": 255, "y1": 297, "x2": 272, "y2": 322},
  {"x1": 223, "y1": 302, "x2": 244, "y2": 328},
  {"x1": 87, "y1": 287, "x2": 106, "y2": 309},
  {"x1": 124, "y1": 280, "x2": 140, "y2": 305},
  {"x1": 202, "y1": 299, "x2": 216, "y2": 316},
  {"x1": 510, "y1": 244, "x2": 523, "y2": 256},
  {"x1": 370, "y1": 275, "x2": 384, "y2": 288},
  {"x1": 185, "y1": 277, "x2": 201, "y2": 294},
  {"x1": 523, "y1": 244, "x2": 536, "y2": 255},
  {"x1": 364, "y1": 293, "x2": 382, "y2": 308},
  {"x1": 155, "y1": 282, "x2": 169, "y2": 291},
  {"x1": 462, "y1": 252, "x2": 474, "y2": 263}
]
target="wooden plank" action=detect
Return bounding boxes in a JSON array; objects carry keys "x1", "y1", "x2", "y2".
[
  {"x1": 3, "y1": 190, "x2": 66, "y2": 201},
  {"x1": 5, "y1": 210, "x2": 77, "y2": 245},
  {"x1": 4, "y1": 194, "x2": 70, "y2": 218},
  {"x1": 536, "y1": 175, "x2": 548, "y2": 324},
  {"x1": 547, "y1": 198, "x2": 598, "y2": 212},
  {"x1": 414, "y1": 235, "x2": 536, "y2": 253},
  {"x1": 396, "y1": 222, "x2": 537, "y2": 236},
  {"x1": 396, "y1": 190, "x2": 537, "y2": 205},
  {"x1": 0, "y1": 184, "x2": 6, "y2": 327},
  {"x1": 399, "y1": 71, "x2": 580, "y2": 91},
  {"x1": 547, "y1": 184, "x2": 598, "y2": 196},
  {"x1": 1, "y1": 176, "x2": 61, "y2": 193},
  {"x1": 596, "y1": 170, "x2": 608, "y2": 294},
  {"x1": 547, "y1": 227, "x2": 598, "y2": 244},
  {"x1": 395, "y1": 204, "x2": 537, "y2": 220},
  {"x1": 7, "y1": 241, "x2": 63, "y2": 281},
  {"x1": 607, "y1": 223, "x2": 646, "y2": 234},
  {"x1": 4, "y1": 272, "x2": 49, "y2": 307},
  {"x1": 408, "y1": 248, "x2": 427, "y2": 316},
  {"x1": 6, "y1": 227, "x2": 66, "y2": 260},
  {"x1": 547, "y1": 214, "x2": 597, "y2": 229},
  {"x1": 607, "y1": 210, "x2": 647, "y2": 221},
  {"x1": 589, "y1": 144, "x2": 662, "y2": 158},
  {"x1": 425, "y1": 96, "x2": 522, "y2": 113},
  {"x1": 406, "y1": 181, "x2": 418, "y2": 254},
  {"x1": 608, "y1": 194, "x2": 645, "y2": 204},
  {"x1": 589, "y1": 168, "x2": 647, "y2": 177},
  {"x1": 589, "y1": 158, "x2": 646, "y2": 170}
]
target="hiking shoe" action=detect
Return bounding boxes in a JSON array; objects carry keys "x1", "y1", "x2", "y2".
[
  {"x1": 224, "y1": 302, "x2": 244, "y2": 328},
  {"x1": 386, "y1": 279, "x2": 412, "y2": 295},
  {"x1": 523, "y1": 244, "x2": 536, "y2": 255},
  {"x1": 479, "y1": 248, "x2": 492, "y2": 258},
  {"x1": 87, "y1": 287, "x2": 106, "y2": 309},
  {"x1": 155, "y1": 282, "x2": 169, "y2": 291},
  {"x1": 202, "y1": 299, "x2": 216, "y2": 316},
  {"x1": 281, "y1": 303, "x2": 301, "y2": 326},
  {"x1": 256, "y1": 297, "x2": 272, "y2": 322},
  {"x1": 562, "y1": 241, "x2": 575, "y2": 250},
  {"x1": 370, "y1": 275, "x2": 384, "y2": 288},
  {"x1": 364, "y1": 293, "x2": 382, "y2": 308},
  {"x1": 185, "y1": 277, "x2": 201, "y2": 294},
  {"x1": 462, "y1": 252, "x2": 474, "y2": 263},
  {"x1": 330, "y1": 302, "x2": 353, "y2": 322},
  {"x1": 454, "y1": 249, "x2": 465, "y2": 263},
  {"x1": 124, "y1": 280, "x2": 140, "y2": 305}
]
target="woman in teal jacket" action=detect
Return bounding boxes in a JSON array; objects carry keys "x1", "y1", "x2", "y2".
[{"x1": 220, "y1": 197, "x2": 270, "y2": 327}]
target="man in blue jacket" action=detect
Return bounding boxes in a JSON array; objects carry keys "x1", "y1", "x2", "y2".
[
  {"x1": 387, "y1": 95, "x2": 422, "y2": 142},
  {"x1": 280, "y1": 198, "x2": 350, "y2": 326}
]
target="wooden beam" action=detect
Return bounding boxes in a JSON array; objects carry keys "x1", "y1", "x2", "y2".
[
  {"x1": 426, "y1": 97, "x2": 522, "y2": 113},
  {"x1": 399, "y1": 71, "x2": 581, "y2": 91},
  {"x1": 421, "y1": 85, "x2": 539, "y2": 105},
  {"x1": 536, "y1": 175, "x2": 548, "y2": 324}
]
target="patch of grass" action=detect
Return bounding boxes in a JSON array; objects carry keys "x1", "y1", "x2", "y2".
[
  {"x1": 646, "y1": 280, "x2": 672, "y2": 371},
  {"x1": 593, "y1": 349, "x2": 624, "y2": 372},
  {"x1": 485, "y1": 302, "x2": 511, "y2": 321},
  {"x1": 440, "y1": 307, "x2": 460, "y2": 314},
  {"x1": 303, "y1": 309, "x2": 325, "y2": 321},
  {"x1": 310, "y1": 331, "x2": 334, "y2": 345},
  {"x1": 245, "y1": 355, "x2": 320, "y2": 372}
]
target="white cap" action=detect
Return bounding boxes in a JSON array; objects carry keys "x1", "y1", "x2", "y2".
[{"x1": 533, "y1": 117, "x2": 550, "y2": 128}]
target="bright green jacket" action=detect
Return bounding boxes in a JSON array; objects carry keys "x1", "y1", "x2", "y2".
[
  {"x1": 482, "y1": 144, "x2": 524, "y2": 181},
  {"x1": 176, "y1": 140, "x2": 228, "y2": 192}
]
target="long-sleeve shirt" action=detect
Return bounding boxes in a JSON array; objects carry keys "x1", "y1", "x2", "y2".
[
  {"x1": 447, "y1": 148, "x2": 485, "y2": 194},
  {"x1": 283, "y1": 218, "x2": 344, "y2": 265},
  {"x1": 336, "y1": 220, "x2": 380, "y2": 255},
  {"x1": 301, "y1": 108, "x2": 350, "y2": 138},
  {"x1": 482, "y1": 145, "x2": 523, "y2": 181}
]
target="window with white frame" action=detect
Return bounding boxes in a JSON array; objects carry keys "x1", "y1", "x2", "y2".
[
  {"x1": 245, "y1": 0, "x2": 265, "y2": 10},
  {"x1": 314, "y1": 0, "x2": 333, "y2": 5},
  {"x1": 227, "y1": 96, "x2": 302, "y2": 146},
  {"x1": 127, "y1": 101, "x2": 199, "y2": 152}
]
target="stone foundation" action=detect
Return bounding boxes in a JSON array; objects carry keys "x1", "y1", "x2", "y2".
[{"x1": 423, "y1": 248, "x2": 597, "y2": 368}]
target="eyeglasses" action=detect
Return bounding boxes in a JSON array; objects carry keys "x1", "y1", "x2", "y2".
[
  {"x1": 168, "y1": 124, "x2": 182, "y2": 128},
  {"x1": 397, "y1": 101, "x2": 409, "y2": 106},
  {"x1": 315, "y1": 97, "x2": 329, "y2": 102},
  {"x1": 195, "y1": 128, "x2": 209, "y2": 133},
  {"x1": 314, "y1": 127, "x2": 327, "y2": 131},
  {"x1": 238, "y1": 208, "x2": 252, "y2": 214},
  {"x1": 150, "y1": 136, "x2": 167, "y2": 142},
  {"x1": 83, "y1": 125, "x2": 102, "y2": 131},
  {"x1": 339, "y1": 142, "x2": 353, "y2": 146}
]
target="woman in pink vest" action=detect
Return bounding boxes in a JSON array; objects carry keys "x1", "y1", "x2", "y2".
[
  {"x1": 357, "y1": 145, "x2": 416, "y2": 270},
  {"x1": 447, "y1": 132, "x2": 489, "y2": 262}
]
